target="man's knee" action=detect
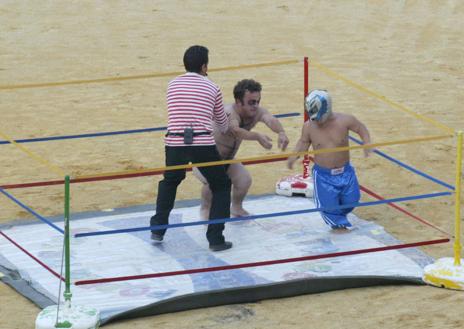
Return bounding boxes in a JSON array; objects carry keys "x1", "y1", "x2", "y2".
[
  {"x1": 233, "y1": 175, "x2": 251, "y2": 190},
  {"x1": 228, "y1": 165, "x2": 251, "y2": 188}
]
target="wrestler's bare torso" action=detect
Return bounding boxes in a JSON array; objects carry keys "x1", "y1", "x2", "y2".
[
  {"x1": 303, "y1": 113, "x2": 356, "y2": 168},
  {"x1": 214, "y1": 104, "x2": 264, "y2": 160}
]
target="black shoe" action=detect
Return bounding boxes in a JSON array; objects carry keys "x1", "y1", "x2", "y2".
[
  {"x1": 151, "y1": 232, "x2": 164, "y2": 242},
  {"x1": 209, "y1": 241, "x2": 233, "y2": 252}
]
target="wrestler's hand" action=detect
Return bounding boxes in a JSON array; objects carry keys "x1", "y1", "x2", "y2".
[
  {"x1": 277, "y1": 132, "x2": 289, "y2": 151},
  {"x1": 363, "y1": 141, "x2": 373, "y2": 157},
  {"x1": 287, "y1": 156, "x2": 298, "y2": 169},
  {"x1": 363, "y1": 147, "x2": 373, "y2": 157},
  {"x1": 257, "y1": 133, "x2": 272, "y2": 149}
]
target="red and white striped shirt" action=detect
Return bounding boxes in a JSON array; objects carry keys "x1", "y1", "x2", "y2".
[{"x1": 165, "y1": 72, "x2": 228, "y2": 146}]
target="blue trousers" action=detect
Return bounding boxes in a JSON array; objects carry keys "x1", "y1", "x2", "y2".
[{"x1": 312, "y1": 163, "x2": 360, "y2": 229}]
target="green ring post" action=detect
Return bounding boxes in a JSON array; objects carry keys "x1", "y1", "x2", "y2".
[{"x1": 64, "y1": 175, "x2": 72, "y2": 302}]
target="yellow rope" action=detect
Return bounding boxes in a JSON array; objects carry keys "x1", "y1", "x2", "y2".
[
  {"x1": 0, "y1": 58, "x2": 298, "y2": 176},
  {"x1": 0, "y1": 131, "x2": 64, "y2": 177},
  {"x1": 208, "y1": 59, "x2": 299, "y2": 73},
  {"x1": 0, "y1": 59, "x2": 299, "y2": 90},
  {"x1": 310, "y1": 59, "x2": 455, "y2": 135},
  {"x1": 1, "y1": 57, "x2": 453, "y2": 181},
  {"x1": 75, "y1": 133, "x2": 452, "y2": 180}
]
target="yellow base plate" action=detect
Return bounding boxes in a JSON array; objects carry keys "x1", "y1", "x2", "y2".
[{"x1": 423, "y1": 257, "x2": 464, "y2": 290}]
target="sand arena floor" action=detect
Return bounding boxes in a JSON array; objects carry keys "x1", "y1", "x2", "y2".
[{"x1": 1, "y1": 1, "x2": 463, "y2": 328}]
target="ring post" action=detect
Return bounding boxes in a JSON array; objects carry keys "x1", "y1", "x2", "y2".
[
  {"x1": 275, "y1": 57, "x2": 314, "y2": 197},
  {"x1": 64, "y1": 175, "x2": 72, "y2": 305},
  {"x1": 453, "y1": 131, "x2": 462, "y2": 265},
  {"x1": 302, "y1": 57, "x2": 311, "y2": 179},
  {"x1": 35, "y1": 176, "x2": 100, "y2": 329},
  {"x1": 423, "y1": 131, "x2": 464, "y2": 290}
]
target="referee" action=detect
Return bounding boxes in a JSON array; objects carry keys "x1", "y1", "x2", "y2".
[{"x1": 150, "y1": 45, "x2": 233, "y2": 252}]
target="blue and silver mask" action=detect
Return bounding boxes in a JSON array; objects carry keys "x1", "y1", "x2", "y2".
[{"x1": 305, "y1": 90, "x2": 332, "y2": 123}]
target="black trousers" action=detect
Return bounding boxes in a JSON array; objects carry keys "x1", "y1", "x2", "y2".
[{"x1": 150, "y1": 145, "x2": 231, "y2": 245}]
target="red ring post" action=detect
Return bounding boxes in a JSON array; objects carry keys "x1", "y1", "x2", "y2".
[{"x1": 303, "y1": 57, "x2": 310, "y2": 178}]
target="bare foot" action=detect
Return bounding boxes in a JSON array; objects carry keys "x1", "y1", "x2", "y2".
[{"x1": 230, "y1": 206, "x2": 251, "y2": 217}]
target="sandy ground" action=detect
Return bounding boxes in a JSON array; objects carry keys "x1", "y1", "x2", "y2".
[{"x1": 1, "y1": 1, "x2": 463, "y2": 328}]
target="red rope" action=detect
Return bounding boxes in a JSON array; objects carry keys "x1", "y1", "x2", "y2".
[
  {"x1": 359, "y1": 185, "x2": 452, "y2": 237},
  {"x1": 0, "y1": 231, "x2": 63, "y2": 281},
  {"x1": 0, "y1": 158, "x2": 449, "y2": 237},
  {"x1": 0, "y1": 153, "x2": 449, "y2": 280},
  {"x1": 0, "y1": 159, "x2": 287, "y2": 190},
  {"x1": 0, "y1": 58, "x2": 450, "y2": 286},
  {"x1": 74, "y1": 238, "x2": 448, "y2": 285},
  {"x1": 305, "y1": 156, "x2": 450, "y2": 237},
  {"x1": 0, "y1": 180, "x2": 64, "y2": 189}
]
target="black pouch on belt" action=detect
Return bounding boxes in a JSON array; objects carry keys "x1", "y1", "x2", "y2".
[{"x1": 183, "y1": 127, "x2": 194, "y2": 144}]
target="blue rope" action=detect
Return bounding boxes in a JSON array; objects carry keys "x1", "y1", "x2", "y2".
[
  {"x1": 0, "y1": 113, "x2": 301, "y2": 145},
  {"x1": 349, "y1": 136, "x2": 454, "y2": 190},
  {"x1": 0, "y1": 188, "x2": 64, "y2": 234},
  {"x1": 1, "y1": 113, "x2": 452, "y2": 238},
  {"x1": 274, "y1": 113, "x2": 301, "y2": 118},
  {"x1": 0, "y1": 127, "x2": 167, "y2": 145},
  {"x1": 75, "y1": 191, "x2": 450, "y2": 238}
]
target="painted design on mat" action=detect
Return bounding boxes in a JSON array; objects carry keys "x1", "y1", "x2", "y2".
[
  {"x1": 100, "y1": 213, "x2": 273, "y2": 293},
  {"x1": 0, "y1": 195, "x2": 435, "y2": 324}
]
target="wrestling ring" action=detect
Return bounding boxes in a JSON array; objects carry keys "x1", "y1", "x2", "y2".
[{"x1": 0, "y1": 58, "x2": 462, "y2": 328}]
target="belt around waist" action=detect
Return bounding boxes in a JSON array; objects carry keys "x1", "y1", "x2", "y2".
[
  {"x1": 313, "y1": 163, "x2": 351, "y2": 175},
  {"x1": 165, "y1": 131, "x2": 212, "y2": 137}
]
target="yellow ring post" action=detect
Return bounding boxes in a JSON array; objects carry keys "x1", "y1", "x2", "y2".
[
  {"x1": 423, "y1": 130, "x2": 464, "y2": 290},
  {"x1": 453, "y1": 131, "x2": 462, "y2": 266}
]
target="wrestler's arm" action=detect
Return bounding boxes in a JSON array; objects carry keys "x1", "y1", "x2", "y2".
[
  {"x1": 347, "y1": 114, "x2": 372, "y2": 157},
  {"x1": 260, "y1": 108, "x2": 289, "y2": 151},
  {"x1": 229, "y1": 112, "x2": 273, "y2": 149},
  {"x1": 287, "y1": 122, "x2": 312, "y2": 169}
]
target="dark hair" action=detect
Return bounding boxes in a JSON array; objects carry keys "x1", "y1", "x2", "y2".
[
  {"x1": 233, "y1": 79, "x2": 262, "y2": 102},
  {"x1": 183, "y1": 45, "x2": 209, "y2": 73}
]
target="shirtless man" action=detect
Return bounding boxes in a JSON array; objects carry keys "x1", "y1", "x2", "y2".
[
  {"x1": 287, "y1": 89, "x2": 371, "y2": 229},
  {"x1": 194, "y1": 79, "x2": 289, "y2": 218}
]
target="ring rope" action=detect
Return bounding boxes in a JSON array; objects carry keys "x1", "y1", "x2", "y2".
[
  {"x1": 0, "y1": 130, "x2": 64, "y2": 177},
  {"x1": 0, "y1": 127, "x2": 167, "y2": 145},
  {"x1": 0, "y1": 113, "x2": 300, "y2": 146},
  {"x1": 0, "y1": 112, "x2": 299, "y2": 180},
  {"x1": 0, "y1": 134, "x2": 453, "y2": 193},
  {"x1": 349, "y1": 136, "x2": 454, "y2": 190},
  {"x1": 0, "y1": 158, "x2": 288, "y2": 190},
  {"x1": 359, "y1": 185, "x2": 452, "y2": 237},
  {"x1": 0, "y1": 231, "x2": 64, "y2": 281},
  {"x1": 310, "y1": 59, "x2": 455, "y2": 135},
  {"x1": 310, "y1": 152, "x2": 452, "y2": 237},
  {"x1": 74, "y1": 191, "x2": 451, "y2": 238},
  {"x1": 0, "y1": 188, "x2": 63, "y2": 234},
  {"x1": 74, "y1": 238, "x2": 449, "y2": 285},
  {"x1": 74, "y1": 134, "x2": 452, "y2": 181},
  {"x1": 0, "y1": 186, "x2": 449, "y2": 285},
  {"x1": 0, "y1": 58, "x2": 456, "y2": 288},
  {"x1": 1, "y1": 187, "x2": 450, "y2": 285},
  {"x1": 0, "y1": 59, "x2": 299, "y2": 90}
]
